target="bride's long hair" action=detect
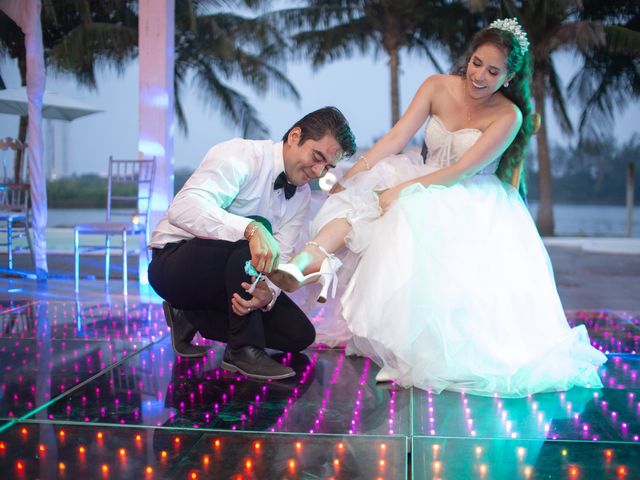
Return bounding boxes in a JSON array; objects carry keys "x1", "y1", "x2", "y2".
[{"x1": 457, "y1": 25, "x2": 534, "y2": 192}]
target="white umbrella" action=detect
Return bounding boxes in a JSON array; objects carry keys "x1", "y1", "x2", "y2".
[{"x1": 0, "y1": 87, "x2": 103, "y2": 121}]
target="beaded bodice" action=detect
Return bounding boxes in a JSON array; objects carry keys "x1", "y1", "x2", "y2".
[{"x1": 424, "y1": 115, "x2": 497, "y2": 175}]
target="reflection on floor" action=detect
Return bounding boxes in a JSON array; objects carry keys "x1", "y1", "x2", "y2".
[{"x1": 0, "y1": 291, "x2": 638, "y2": 478}]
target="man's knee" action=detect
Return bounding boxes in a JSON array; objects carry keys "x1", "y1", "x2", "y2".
[
  {"x1": 292, "y1": 320, "x2": 316, "y2": 352},
  {"x1": 225, "y1": 241, "x2": 252, "y2": 286},
  {"x1": 148, "y1": 257, "x2": 169, "y2": 301}
]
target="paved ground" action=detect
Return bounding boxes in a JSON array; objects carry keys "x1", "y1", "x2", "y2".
[
  {"x1": 2, "y1": 243, "x2": 639, "y2": 312},
  {"x1": 547, "y1": 245, "x2": 640, "y2": 312}
]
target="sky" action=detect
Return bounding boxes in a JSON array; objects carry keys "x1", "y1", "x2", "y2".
[{"x1": 0, "y1": 46, "x2": 638, "y2": 177}]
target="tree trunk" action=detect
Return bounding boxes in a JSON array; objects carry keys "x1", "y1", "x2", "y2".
[
  {"x1": 533, "y1": 69, "x2": 555, "y2": 236},
  {"x1": 389, "y1": 47, "x2": 400, "y2": 127},
  {"x1": 15, "y1": 54, "x2": 28, "y2": 183}
]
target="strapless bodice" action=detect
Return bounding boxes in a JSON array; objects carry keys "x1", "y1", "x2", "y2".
[{"x1": 424, "y1": 115, "x2": 497, "y2": 175}]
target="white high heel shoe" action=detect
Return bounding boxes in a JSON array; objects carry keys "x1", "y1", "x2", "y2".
[{"x1": 270, "y1": 242, "x2": 342, "y2": 303}]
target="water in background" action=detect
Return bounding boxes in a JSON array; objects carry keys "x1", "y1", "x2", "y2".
[
  {"x1": 46, "y1": 209, "x2": 132, "y2": 253},
  {"x1": 48, "y1": 208, "x2": 112, "y2": 228},
  {"x1": 527, "y1": 202, "x2": 640, "y2": 237},
  {"x1": 45, "y1": 203, "x2": 639, "y2": 252}
]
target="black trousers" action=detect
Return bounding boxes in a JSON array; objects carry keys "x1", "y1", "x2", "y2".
[{"x1": 148, "y1": 238, "x2": 315, "y2": 352}]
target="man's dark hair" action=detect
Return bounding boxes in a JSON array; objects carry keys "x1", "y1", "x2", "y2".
[{"x1": 282, "y1": 106, "x2": 356, "y2": 157}]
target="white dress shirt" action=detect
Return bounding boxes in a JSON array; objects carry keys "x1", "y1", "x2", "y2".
[{"x1": 150, "y1": 138, "x2": 310, "y2": 301}]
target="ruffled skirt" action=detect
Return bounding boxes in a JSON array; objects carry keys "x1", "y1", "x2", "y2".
[{"x1": 310, "y1": 153, "x2": 606, "y2": 397}]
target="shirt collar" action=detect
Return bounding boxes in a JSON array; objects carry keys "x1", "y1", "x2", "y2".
[{"x1": 272, "y1": 141, "x2": 286, "y2": 183}]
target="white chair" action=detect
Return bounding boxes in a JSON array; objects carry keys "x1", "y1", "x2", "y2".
[
  {"x1": 0, "y1": 183, "x2": 34, "y2": 270},
  {"x1": 74, "y1": 157, "x2": 156, "y2": 294}
]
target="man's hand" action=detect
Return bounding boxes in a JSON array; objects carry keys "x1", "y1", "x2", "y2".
[
  {"x1": 245, "y1": 222, "x2": 281, "y2": 273},
  {"x1": 231, "y1": 280, "x2": 274, "y2": 315}
]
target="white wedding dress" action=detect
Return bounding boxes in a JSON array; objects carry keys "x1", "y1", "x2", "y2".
[{"x1": 310, "y1": 115, "x2": 606, "y2": 397}]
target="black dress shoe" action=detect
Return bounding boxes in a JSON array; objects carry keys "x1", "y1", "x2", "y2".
[
  {"x1": 162, "y1": 301, "x2": 209, "y2": 358},
  {"x1": 221, "y1": 345, "x2": 295, "y2": 380}
]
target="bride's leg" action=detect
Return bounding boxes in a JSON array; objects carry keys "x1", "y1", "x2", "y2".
[{"x1": 290, "y1": 218, "x2": 352, "y2": 274}]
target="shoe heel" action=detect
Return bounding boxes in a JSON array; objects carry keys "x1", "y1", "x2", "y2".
[
  {"x1": 317, "y1": 275, "x2": 330, "y2": 303},
  {"x1": 315, "y1": 256, "x2": 341, "y2": 303}
]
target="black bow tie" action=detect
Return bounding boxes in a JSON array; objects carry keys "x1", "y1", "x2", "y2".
[{"x1": 273, "y1": 171, "x2": 297, "y2": 199}]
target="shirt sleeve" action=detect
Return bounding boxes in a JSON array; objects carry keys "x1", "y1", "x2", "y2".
[
  {"x1": 167, "y1": 139, "x2": 254, "y2": 241},
  {"x1": 262, "y1": 277, "x2": 281, "y2": 311}
]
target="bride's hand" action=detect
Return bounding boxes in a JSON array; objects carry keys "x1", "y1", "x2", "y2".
[{"x1": 378, "y1": 184, "x2": 403, "y2": 213}]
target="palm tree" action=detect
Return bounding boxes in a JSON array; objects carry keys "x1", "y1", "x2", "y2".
[
  {"x1": 1, "y1": 1, "x2": 138, "y2": 182},
  {"x1": 172, "y1": 1, "x2": 299, "y2": 136},
  {"x1": 568, "y1": 0, "x2": 640, "y2": 143},
  {"x1": 0, "y1": 0, "x2": 299, "y2": 179},
  {"x1": 497, "y1": 0, "x2": 638, "y2": 235},
  {"x1": 271, "y1": 0, "x2": 478, "y2": 127}
]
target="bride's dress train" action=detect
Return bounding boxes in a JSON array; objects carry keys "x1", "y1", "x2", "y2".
[{"x1": 310, "y1": 115, "x2": 606, "y2": 397}]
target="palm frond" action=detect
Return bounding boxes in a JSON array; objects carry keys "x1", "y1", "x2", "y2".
[
  {"x1": 412, "y1": 38, "x2": 446, "y2": 73},
  {"x1": 604, "y1": 25, "x2": 640, "y2": 55},
  {"x1": 549, "y1": 21, "x2": 605, "y2": 53},
  {"x1": 208, "y1": 48, "x2": 300, "y2": 100},
  {"x1": 547, "y1": 58, "x2": 573, "y2": 134},
  {"x1": 1, "y1": 0, "x2": 293, "y2": 136},
  {"x1": 0, "y1": 12, "x2": 25, "y2": 61},
  {"x1": 192, "y1": 61, "x2": 269, "y2": 138},
  {"x1": 174, "y1": 67, "x2": 188, "y2": 135},
  {"x1": 197, "y1": 11, "x2": 290, "y2": 59},
  {"x1": 292, "y1": 17, "x2": 373, "y2": 67},
  {"x1": 172, "y1": 7, "x2": 300, "y2": 134},
  {"x1": 499, "y1": 0, "x2": 524, "y2": 23},
  {"x1": 47, "y1": 22, "x2": 137, "y2": 89},
  {"x1": 266, "y1": 2, "x2": 363, "y2": 32},
  {"x1": 569, "y1": 51, "x2": 640, "y2": 142},
  {"x1": 178, "y1": 12, "x2": 300, "y2": 100}
]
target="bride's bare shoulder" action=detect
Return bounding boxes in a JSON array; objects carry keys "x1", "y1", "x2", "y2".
[
  {"x1": 419, "y1": 74, "x2": 460, "y2": 98},
  {"x1": 422, "y1": 74, "x2": 458, "y2": 88}
]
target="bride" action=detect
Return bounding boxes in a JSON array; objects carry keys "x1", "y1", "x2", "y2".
[{"x1": 270, "y1": 18, "x2": 606, "y2": 397}]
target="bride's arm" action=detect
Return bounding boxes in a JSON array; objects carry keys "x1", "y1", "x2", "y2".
[
  {"x1": 338, "y1": 76, "x2": 438, "y2": 184},
  {"x1": 379, "y1": 106, "x2": 522, "y2": 210}
]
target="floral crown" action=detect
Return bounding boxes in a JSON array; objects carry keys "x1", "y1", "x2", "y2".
[{"x1": 489, "y1": 18, "x2": 529, "y2": 54}]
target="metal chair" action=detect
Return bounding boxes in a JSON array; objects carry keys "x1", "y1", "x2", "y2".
[
  {"x1": 74, "y1": 157, "x2": 156, "y2": 294},
  {"x1": 0, "y1": 183, "x2": 34, "y2": 270},
  {"x1": 1, "y1": 137, "x2": 27, "y2": 184}
]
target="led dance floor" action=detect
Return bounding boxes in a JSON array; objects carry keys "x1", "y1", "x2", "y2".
[{"x1": 0, "y1": 301, "x2": 638, "y2": 479}]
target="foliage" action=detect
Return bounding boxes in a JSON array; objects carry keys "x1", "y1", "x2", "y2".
[
  {"x1": 526, "y1": 135, "x2": 640, "y2": 205},
  {"x1": 48, "y1": 135, "x2": 640, "y2": 208},
  {"x1": 46, "y1": 173, "x2": 108, "y2": 208},
  {"x1": 0, "y1": 0, "x2": 298, "y2": 137},
  {"x1": 47, "y1": 168, "x2": 191, "y2": 208},
  {"x1": 172, "y1": 0, "x2": 299, "y2": 136},
  {"x1": 568, "y1": 0, "x2": 640, "y2": 143},
  {"x1": 270, "y1": 0, "x2": 480, "y2": 125},
  {"x1": 480, "y1": 0, "x2": 640, "y2": 235}
]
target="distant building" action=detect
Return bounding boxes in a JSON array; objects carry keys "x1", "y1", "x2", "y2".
[{"x1": 45, "y1": 119, "x2": 69, "y2": 179}]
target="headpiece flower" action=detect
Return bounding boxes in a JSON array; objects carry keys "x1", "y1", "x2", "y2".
[{"x1": 489, "y1": 18, "x2": 529, "y2": 54}]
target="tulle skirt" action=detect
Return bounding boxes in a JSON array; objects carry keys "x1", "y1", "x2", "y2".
[{"x1": 310, "y1": 153, "x2": 606, "y2": 397}]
